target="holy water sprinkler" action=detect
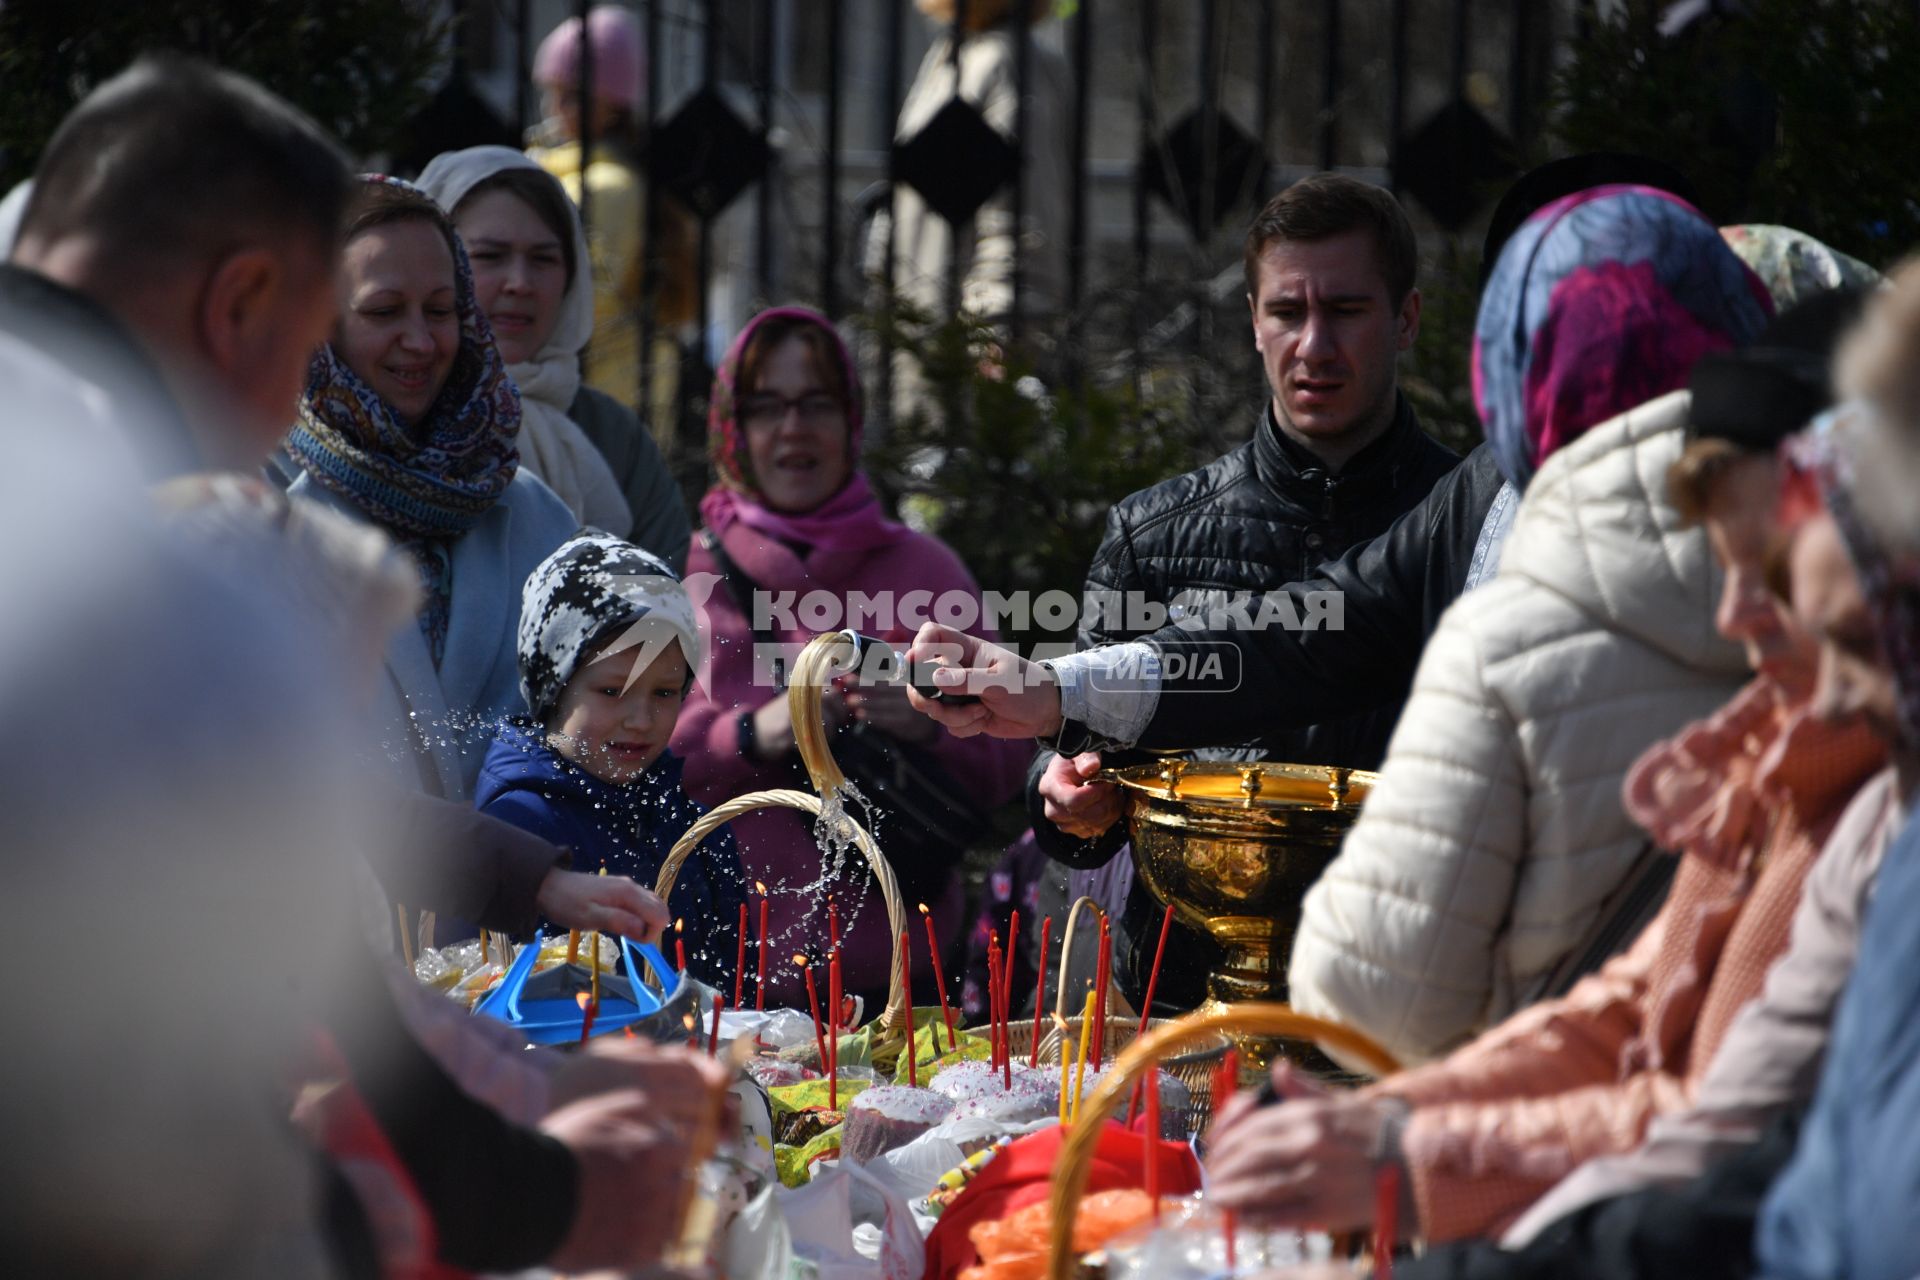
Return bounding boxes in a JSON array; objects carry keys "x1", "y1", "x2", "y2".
[{"x1": 834, "y1": 629, "x2": 981, "y2": 706}]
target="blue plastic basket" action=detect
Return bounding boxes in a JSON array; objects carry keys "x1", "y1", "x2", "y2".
[{"x1": 474, "y1": 931, "x2": 679, "y2": 1044}]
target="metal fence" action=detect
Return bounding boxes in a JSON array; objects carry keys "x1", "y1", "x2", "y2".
[{"x1": 465, "y1": 0, "x2": 1580, "y2": 468}]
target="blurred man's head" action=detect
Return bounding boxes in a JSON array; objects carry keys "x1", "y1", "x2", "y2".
[
  {"x1": 9, "y1": 56, "x2": 352, "y2": 466},
  {"x1": 1244, "y1": 175, "x2": 1420, "y2": 470}
]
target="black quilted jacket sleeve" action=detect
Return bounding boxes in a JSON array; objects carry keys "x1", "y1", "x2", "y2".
[{"x1": 1132, "y1": 442, "x2": 1504, "y2": 751}]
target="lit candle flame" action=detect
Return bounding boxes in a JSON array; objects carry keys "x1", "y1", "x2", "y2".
[
  {"x1": 918, "y1": 902, "x2": 931, "y2": 915},
  {"x1": 1052, "y1": 1013, "x2": 1069, "y2": 1031},
  {"x1": 576, "y1": 993, "x2": 593, "y2": 1010},
  {"x1": 792, "y1": 954, "x2": 809, "y2": 967},
  {"x1": 755, "y1": 881, "x2": 768, "y2": 895},
  {"x1": 682, "y1": 1013, "x2": 696, "y2": 1031},
  {"x1": 674, "y1": 917, "x2": 684, "y2": 933}
]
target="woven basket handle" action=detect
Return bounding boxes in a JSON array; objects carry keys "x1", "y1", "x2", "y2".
[
  {"x1": 1044, "y1": 1003, "x2": 1401, "y2": 1280},
  {"x1": 651, "y1": 787, "x2": 910, "y2": 1034}
]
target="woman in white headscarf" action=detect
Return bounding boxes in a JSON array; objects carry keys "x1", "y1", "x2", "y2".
[{"x1": 418, "y1": 146, "x2": 689, "y2": 568}]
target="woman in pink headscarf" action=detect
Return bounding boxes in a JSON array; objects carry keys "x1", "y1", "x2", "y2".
[{"x1": 671, "y1": 306, "x2": 1027, "y2": 1006}]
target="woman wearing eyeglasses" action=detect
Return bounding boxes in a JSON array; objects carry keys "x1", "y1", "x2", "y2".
[{"x1": 670, "y1": 306, "x2": 1026, "y2": 1005}]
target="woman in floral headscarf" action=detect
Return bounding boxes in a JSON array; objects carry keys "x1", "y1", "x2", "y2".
[
  {"x1": 670, "y1": 306, "x2": 1026, "y2": 1006},
  {"x1": 286, "y1": 176, "x2": 578, "y2": 802},
  {"x1": 1283, "y1": 186, "x2": 1771, "y2": 1075}
]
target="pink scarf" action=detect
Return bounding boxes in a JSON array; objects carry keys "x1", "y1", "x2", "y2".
[{"x1": 700, "y1": 305, "x2": 909, "y2": 556}]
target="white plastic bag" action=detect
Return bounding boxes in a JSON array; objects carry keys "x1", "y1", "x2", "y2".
[{"x1": 778, "y1": 1160, "x2": 924, "y2": 1280}]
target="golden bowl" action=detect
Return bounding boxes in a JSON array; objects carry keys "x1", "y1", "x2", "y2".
[{"x1": 1104, "y1": 760, "x2": 1374, "y2": 1016}]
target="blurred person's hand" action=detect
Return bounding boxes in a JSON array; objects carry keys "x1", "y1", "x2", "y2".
[
  {"x1": 541, "y1": 1063, "x2": 729, "y2": 1272},
  {"x1": 749, "y1": 682, "x2": 848, "y2": 761},
  {"x1": 1206, "y1": 1064, "x2": 1402, "y2": 1234},
  {"x1": 536, "y1": 869, "x2": 670, "y2": 943},
  {"x1": 548, "y1": 1039, "x2": 734, "y2": 1127},
  {"x1": 1038, "y1": 751, "x2": 1122, "y2": 838},
  {"x1": 845, "y1": 678, "x2": 938, "y2": 745},
  {"x1": 904, "y1": 623, "x2": 1063, "y2": 739}
]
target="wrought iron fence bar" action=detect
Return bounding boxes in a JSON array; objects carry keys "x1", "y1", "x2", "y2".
[
  {"x1": 1132, "y1": 0, "x2": 1157, "y2": 387},
  {"x1": 1319, "y1": 0, "x2": 1340, "y2": 170},
  {"x1": 1257, "y1": 0, "x2": 1275, "y2": 161},
  {"x1": 1388, "y1": 0, "x2": 1408, "y2": 192},
  {"x1": 878, "y1": 0, "x2": 907, "y2": 436},
  {"x1": 1192, "y1": 0, "x2": 1219, "y2": 436},
  {"x1": 1450, "y1": 0, "x2": 1470, "y2": 100},
  {"x1": 574, "y1": 0, "x2": 595, "y2": 239},
  {"x1": 515, "y1": 0, "x2": 531, "y2": 139},
  {"x1": 822, "y1": 0, "x2": 844, "y2": 317},
  {"x1": 1009, "y1": 8, "x2": 1031, "y2": 341},
  {"x1": 945, "y1": 0, "x2": 970, "y2": 322},
  {"x1": 697, "y1": 0, "x2": 720, "y2": 397},
  {"x1": 1066, "y1": 0, "x2": 1093, "y2": 320},
  {"x1": 636, "y1": 0, "x2": 663, "y2": 432},
  {"x1": 757, "y1": 0, "x2": 777, "y2": 300}
]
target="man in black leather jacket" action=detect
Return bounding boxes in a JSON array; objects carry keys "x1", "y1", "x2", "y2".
[{"x1": 1026, "y1": 176, "x2": 1461, "y2": 1011}]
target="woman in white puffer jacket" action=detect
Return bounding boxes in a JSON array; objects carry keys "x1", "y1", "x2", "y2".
[{"x1": 1287, "y1": 186, "x2": 1772, "y2": 1067}]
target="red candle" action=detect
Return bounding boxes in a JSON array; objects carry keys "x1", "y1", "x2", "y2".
[
  {"x1": 577, "y1": 991, "x2": 599, "y2": 1044},
  {"x1": 995, "y1": 934, "x2": 1008, "y2": 1075},
  {"x1": 1135, "y1": 902, "x2": 1176, "y2": 1036},
  {"x1": 919, "y1": 903, "x2": 957, "y2": 1049},
  {"x1": 674, "y1": 917, "x2": 688, "y2": 979},
  {"x1": 1029, "y1": 915, "x2": 1052, "y2": 1068},
  {"x1": 828, "y1": 897, "x2": 840, "y2": 951},
  {"x1": 900, "y1": 929, "x2": 916, "y2": 1088},
  {"x1": 1144, "y1": 1064, "x2": 1161, "y2": 1221},
  {"x1": 828, "y1": 948, "x2": 842, "y2": 1109},
  {"x1": 1001, "y1": 910, "x2": 1019, "y2": 1088},
  {"x1": 988, "y1": 934, "x2": 1004, "y2": 1083},
  {"x1": 796, "y1": 954, "x2": 828, "y2": 1070},
  {"x1": 755, "y1": 884, "x2": 769, "y2": 1012},
  {"x1": 708, "y1": 992, "x2": 726, "y2": 1057},
  {"x1": 734, "y1": 903, "x2": 748, "y2": 1007},
  {"x1": 1374, "y1": 1163, "x2": 1401, "y2": 1280}
]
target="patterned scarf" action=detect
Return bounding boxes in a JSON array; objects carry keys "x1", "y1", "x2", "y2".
[
  {"x1": 1474, "y1": 184, "x2": 1773, "y2": 490},
  {"x1": 286, "y1": 175, "x2": 521, "y2": 542}
]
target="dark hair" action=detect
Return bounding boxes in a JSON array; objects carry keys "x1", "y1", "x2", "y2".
[
  {"x1": 455, "y1": 168, "x2": 580, "y2": 288},
  {"x1": 18, "y1": 55, "x2": 351, "y2": 283},
  {"x1": 1241, "y1": 174, "x2": 1417, "y2": 306},
  {"x1": 736, "y1": 316, "x2": 852, "y2": 409},
  {"x1": 343, "y1": 179, "x2": 461, "y2": 271}
]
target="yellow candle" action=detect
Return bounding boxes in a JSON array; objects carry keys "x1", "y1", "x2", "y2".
[
  {"x1": 1070, "y1": 990, "x2": 1096, "y2": 1123},
  {"x1": 1059, "y1": 1034, "x2": 1070, "y2": 1125},
  {"x1": 567, "y1": 928, "x2": 580, "y2": 966}
]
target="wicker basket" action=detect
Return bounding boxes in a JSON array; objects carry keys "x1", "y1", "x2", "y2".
[
  {"x1": 1044, "y1": 1003, "x2": 1400, "y2": 1280},
  {"x1": 654, "y1": 633, "x2": 914, "y2": 1036},
  {"x1": 652, "y1": 787, "x2": 910, "y2": 1036}
]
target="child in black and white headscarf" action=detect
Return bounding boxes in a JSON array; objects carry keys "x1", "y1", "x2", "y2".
[{"x1": 476, "y1": 533, "x2": 745, "y2": 981}]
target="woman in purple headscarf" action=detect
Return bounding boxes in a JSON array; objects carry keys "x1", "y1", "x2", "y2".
[
  {"x1": 669, "y1": 306, "x2": 1027, "y2": 1007},
  {"x1": 1283, "y1": 185, "x2": 1770, "y2": 1067}
]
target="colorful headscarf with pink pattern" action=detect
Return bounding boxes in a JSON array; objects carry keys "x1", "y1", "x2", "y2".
[
  {"x1": 699, "y1": 305, "x2": 908, "y2": 554},
  {"x1": 1474, "y1": 184, "x2": 1773, "y2": 491}
]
